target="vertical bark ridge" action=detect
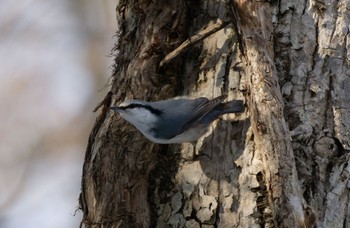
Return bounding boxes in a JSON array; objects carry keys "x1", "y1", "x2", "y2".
[{"x1": 234, "y1": 0, "x2": 308, "y2": 226}]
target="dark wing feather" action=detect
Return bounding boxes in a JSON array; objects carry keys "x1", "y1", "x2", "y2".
[
  {"x1": 148, "y1": 95, "x2": 227, "y2": 139},
  {"x1": 178, "y1": 95, "x2": 227, "y2": 133}
]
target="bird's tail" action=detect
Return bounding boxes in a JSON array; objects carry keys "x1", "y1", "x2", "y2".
[{"x1": 217, "y1": 100, "x2": 245, "y2": 114}]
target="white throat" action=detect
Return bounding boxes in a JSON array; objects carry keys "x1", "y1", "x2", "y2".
[{"x1": 119, "y1": 108, "x2": 157, "y2": 135}]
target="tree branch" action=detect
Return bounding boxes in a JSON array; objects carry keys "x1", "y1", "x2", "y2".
[{"x1": 159, "y1": 20, "x2": 231, "y2": 68}]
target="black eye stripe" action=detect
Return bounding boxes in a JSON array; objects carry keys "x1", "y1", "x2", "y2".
[{"x1": 123, "y1": 104, "x2": 163, "y2": 116}]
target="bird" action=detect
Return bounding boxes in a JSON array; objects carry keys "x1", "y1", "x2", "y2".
[{"x1": 110, "y1": 95, "x2": 244, "y2": 144}]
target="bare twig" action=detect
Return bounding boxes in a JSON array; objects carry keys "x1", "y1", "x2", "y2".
[
  {"x1": 159, "y1": 20, "x2": 231, "y2": 67},
  {"x1": 93, "y1": 91, "x2": 113, "y2": 112}
]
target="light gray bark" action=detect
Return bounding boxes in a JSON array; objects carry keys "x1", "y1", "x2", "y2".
[
  {"x1": 80, "y1": 0, "x2": 350, "y2": 227},
  {"x1": 274, "y1": 0, "x2": 350, "y2": 227}
]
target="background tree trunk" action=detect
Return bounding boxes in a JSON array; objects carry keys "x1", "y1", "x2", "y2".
[{"x1": 80, "y1": 0, "x2": 350, "y2": 227}]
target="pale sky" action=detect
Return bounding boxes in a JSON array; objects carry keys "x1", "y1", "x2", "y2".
[{"x1": 0, "y1": 1, "x2": 116, "y2": 227}]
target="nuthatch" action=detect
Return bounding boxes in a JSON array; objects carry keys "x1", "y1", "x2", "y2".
[{"x1": 111, "y1": 95, "x2": 244, "y2": 144}]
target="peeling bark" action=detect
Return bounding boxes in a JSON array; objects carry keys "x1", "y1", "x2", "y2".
[
  {"x1": 80, "y1": 0, "x2": 350, "y2": 227},
  {"x1": 274, "y1": 0, "x2": 350, "y2": 227}
]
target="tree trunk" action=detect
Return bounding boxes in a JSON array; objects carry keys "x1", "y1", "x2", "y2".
[{"x1": 79, "y1": 0, "x2": 350, "y2": 227}]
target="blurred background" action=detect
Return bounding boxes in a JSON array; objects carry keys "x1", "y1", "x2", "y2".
[{"x1": 0, "y1": 0, "x2": 117, "y2": 227}]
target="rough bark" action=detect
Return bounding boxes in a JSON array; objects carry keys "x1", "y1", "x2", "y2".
[
  {"x1": 273, "y1": 0, "x2": 350, "y2": 227},
  {"x1": 232, "y1": 0, "x2": 306, "y2": 226},
  {"x1": 79, "y1": 0, "x2": 189, "y2": 227},
  {"x1": 80, "y1": 0, "x2": 350, "y2": 227}
]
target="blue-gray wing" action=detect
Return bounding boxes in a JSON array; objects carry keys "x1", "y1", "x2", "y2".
[{"x1": 150, "y1": 95, "x2": 227, "y2": 139}]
